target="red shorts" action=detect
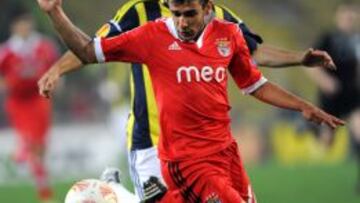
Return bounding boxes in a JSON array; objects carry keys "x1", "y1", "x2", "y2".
[
  {"x1": 6, "y1": 97, "x2": 51, "y2": 146},
  {"x1": 161, "y1": 141, "x2": 256, "y2": 203}
]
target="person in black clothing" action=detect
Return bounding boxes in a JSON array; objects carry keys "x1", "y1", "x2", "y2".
[{"x1": 307, "y1": 2, "x2": 360, "y2": 193}]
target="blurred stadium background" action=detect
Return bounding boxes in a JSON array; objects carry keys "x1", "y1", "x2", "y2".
[{"x1": 0, "y1": 0, "x2": 359, "y2": 202}]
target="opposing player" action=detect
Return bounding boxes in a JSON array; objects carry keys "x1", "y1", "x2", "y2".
[
  {"x1": 37, "y1": 0, "x2": 344, "y2": 202},
  {"x1": 0, "y1": 12, "x2": 59, "y2": 202},
  {"x1": 38, "y1": 0, "x2": 336, "y2": 200}
]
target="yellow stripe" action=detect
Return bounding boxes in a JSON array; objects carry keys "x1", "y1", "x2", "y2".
[
  {"x1": 127, "y1": 72, "x2": 135, "y2": 150},
  {"x1": 214, "y1": 5, "x2": 225, "y2": 20},
  {"x1": 218, "y1": 5, "x2": 243, "y2": 23},
  {"x1": 142, "y1": 65, "x2": 160, "y2": 146},
  {"x1": 95, "y1": 24, "x2": 111, "y2": 37},
  {"x1": 134, "y1": 2, "x2": 148, "y2": 25},
  {"x1": 113, "y1": 0, "x2": 143, "y2": 23},
  {"x1": 160, "y1": 3, "x2": 172, "y2": 17}
]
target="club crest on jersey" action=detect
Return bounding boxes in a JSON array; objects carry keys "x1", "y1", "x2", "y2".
[{"x1": 216, "y1": 38, "x2": 231, "y2": 57}]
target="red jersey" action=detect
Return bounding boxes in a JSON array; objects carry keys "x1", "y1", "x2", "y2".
[
  {"x1": 0, "y1": 33, "x2": 58, "y2": 100},
  {"x1": 95, "y1": 18, "x2": 267, "y2": 160}
]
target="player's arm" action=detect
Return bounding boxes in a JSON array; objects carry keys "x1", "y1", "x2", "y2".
[
  {"x1": 218, "y1": 5, "x2": 335, "y2": 69},
  {"x1": 229, "y1": 26, "x2": 344, "y2": 129},
  {"x1": 38, "y1": 0, "x2": 151, "y2": 64},
  {"x1": 38, "y1": 51, "x2": 82, "y2": 98},
  {"x1": 38, "y1": 1, "x2": 141, "y2": 98},
  {"x1": 37, "y1": 0, "x2": 95, "y2": 97},
  {"x1": 253, "y1": 45, "x2": 336, "y2": 69},
  {"x1": 305, "y1": 67, "x2": 339, "y2": 95},
  {"x1": 38, "y1": 1, "x2": 96, "y2": 63},
  {"x1": 303, "y1": 33, "x2": 339, "y2": 94},
  {"x1": 251, "y1": 82, "x2": 344, "y2": 129}
]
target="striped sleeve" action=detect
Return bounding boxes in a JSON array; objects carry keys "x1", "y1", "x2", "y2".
[
  {"x1": 215, "y1": 5, "x2": 263, "y2": 53},
  {"x1": 96, "y1": 1, "x2": 142, "y2": 38}
]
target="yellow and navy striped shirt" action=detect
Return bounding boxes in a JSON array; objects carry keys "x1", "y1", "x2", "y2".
[{"x1": 97, "y1": 0, "x2": 262, "y2": 151}]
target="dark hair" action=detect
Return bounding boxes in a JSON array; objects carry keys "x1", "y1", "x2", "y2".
[
  {"x1": 168, "y1": 0, "x2": 209, "y2": 7},
  {"x1": 10, "y1": 13, "x2": 34, "y2": 28},
  {"x1": 11, "y1": 7, "x2": 33, "y2": 25}
]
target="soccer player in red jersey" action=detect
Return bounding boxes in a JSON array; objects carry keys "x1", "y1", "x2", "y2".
[
  {"x1": 0, "y1": 13, "x2": 59, "y2": 202},
  {"x1": 37, "y1": 1, "x2": 336, "y2": 200},
  {"x1": 37, "y1": 0, "x2": 345, "y2": 202}
]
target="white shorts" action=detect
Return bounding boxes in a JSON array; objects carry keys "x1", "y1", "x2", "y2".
[{"x1": 128, "y1": 147, "x2": 165, "y2": 200}]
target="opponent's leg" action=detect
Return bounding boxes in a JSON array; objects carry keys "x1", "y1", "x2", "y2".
[
  {"x1": 101, "y1": 167, "x2": 170, "y2": 203},
  {"x1": 128, "y1": 147, "x2": 165, "y2": 200}
]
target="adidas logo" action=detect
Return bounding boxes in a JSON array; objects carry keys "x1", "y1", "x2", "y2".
[{"x1": 168, "y1": 41, "x2": 181, "y2": 51}]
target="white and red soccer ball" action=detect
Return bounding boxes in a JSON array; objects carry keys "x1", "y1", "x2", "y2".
[{"x1": 65, "y1": 179, "x2": 118, "y2": 203}]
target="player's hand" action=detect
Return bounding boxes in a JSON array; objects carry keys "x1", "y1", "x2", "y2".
[
  {"x1": 38, "y1": 69, "x2": 60, "y2": 99},
  {"x1": 37, "y1": 0, "x2": 62, "y2": 12},
  {"x1": 301, "y1": 103, "x2": 345, "y2": 129},
  {"x1": 302, "y1": 48, "x2": 336, "y2": 70}
]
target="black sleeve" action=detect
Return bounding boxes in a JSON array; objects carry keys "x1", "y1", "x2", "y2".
[
  {"x1": 96, "y1": 5, "x2": 140, "y2": 38},
  {"x1": 238, "y1": 23, "x2": 263, "y2": 54},
  {"x1": 220, "y1": 5, "x2": 263, "y2": 53},
  {"x1": 313, "y1": 32, "x2": 331, "y2": 51}
]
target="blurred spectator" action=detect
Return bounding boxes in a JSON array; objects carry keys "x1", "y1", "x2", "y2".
[
  {"x1": 0, "y1": 12, "x2": 59, "y2": 202},
  {"x1": 0, "y1": 0, "x2": 23, "y2": 41},
  {"x1": 306, "y1": 1, "x2": 360, "y2": 193}
]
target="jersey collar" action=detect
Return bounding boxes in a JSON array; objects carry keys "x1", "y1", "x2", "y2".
[{"x1": 8, "y1": 32, "x2": 41, "y2": 55}]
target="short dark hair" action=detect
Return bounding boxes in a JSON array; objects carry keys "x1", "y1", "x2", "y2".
[
  {"x1": 11, "y1": 13, "x2": 34, "y2": 25},
  {"x1": 168, "y1": 0, "x2": 209, "y2": 7},
  {"x1": 11, "y1": 6, "x2": 33, "y2": 25}
]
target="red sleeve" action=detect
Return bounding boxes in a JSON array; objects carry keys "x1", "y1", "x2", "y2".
[
  {"x1": 228, "y1": 25, "x2": 267, "y2": 94},
  {"x1": 94, "y1": 22, "x2": 152, "y2": 64}
]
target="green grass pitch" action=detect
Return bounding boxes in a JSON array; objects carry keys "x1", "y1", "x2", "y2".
[{"x1": 0, "y1": 161, "x2": 359, "y2": 203}]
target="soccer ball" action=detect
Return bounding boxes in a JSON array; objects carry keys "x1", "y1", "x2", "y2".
[{"x1": 65, "y1": 179, "x2": 118, "y2": 203}]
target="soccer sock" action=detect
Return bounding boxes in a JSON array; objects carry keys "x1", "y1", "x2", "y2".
[{"x1": 27, "y1": 153, "x2": 53, "y2": 200}]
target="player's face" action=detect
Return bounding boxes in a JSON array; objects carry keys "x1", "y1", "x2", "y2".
[
  {"x1": 169, "y1": 1, "x2": 212, "y2": 41},
  {"x1": 11, "y1": 19, "x2": 34, "y2": 39},
  {"x1": 335, "y1": 6, "x2": 358, "y2": 33}
]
